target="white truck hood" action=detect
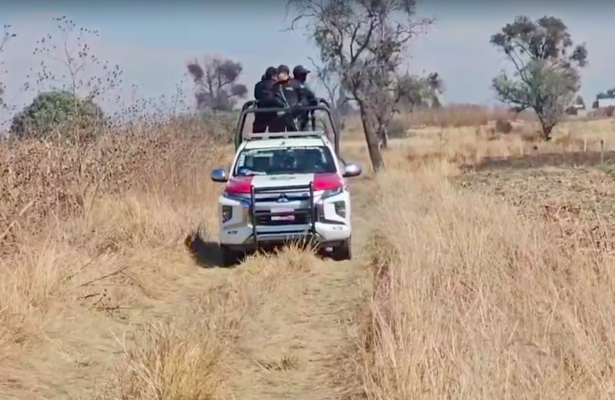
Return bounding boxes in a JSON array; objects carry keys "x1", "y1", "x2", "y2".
[{"x1": 250, "y1": 173, "x2": 315, "y2": 189}]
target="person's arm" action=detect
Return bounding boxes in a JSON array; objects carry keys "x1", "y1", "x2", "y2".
[
  {"x1": 260, "y1": 84, "x2": 286, "y2": 108},
  {"x1": 302, "y1": 83, "x2": 318, "y2": 106},
  {"x1": 253, "y1": 82, "x2": 263, "y2": 100}
]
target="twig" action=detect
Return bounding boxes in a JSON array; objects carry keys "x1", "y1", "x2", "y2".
[
  {"x1": 86, "y1": 173, "x2": 105, "y2": 215},
  {"x1": 63, "y1": 256, "x2": 102, "y2": 283},
  {"x1": 76, "y1": 265, "x2": 129, "y2": 288},
  {"x1": 0, "y1": 200, "x2": 35, "y2": 241}
]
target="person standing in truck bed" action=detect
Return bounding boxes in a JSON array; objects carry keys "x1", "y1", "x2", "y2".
[{"x1": 252, "y1": 66, "x2": 278, "y2": 133}]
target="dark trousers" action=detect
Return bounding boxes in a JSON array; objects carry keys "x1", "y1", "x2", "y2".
[{"x1": 252, "y1": 113, "x2": 275, "y2": 133}]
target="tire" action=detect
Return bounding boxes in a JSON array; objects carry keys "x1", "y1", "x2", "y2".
[
  {"x1": 330, "y1": 238, "x2": 352, "y2": 261},
  {"x1": 220, "y1": 245, "x2": 242, "y2": 268}
]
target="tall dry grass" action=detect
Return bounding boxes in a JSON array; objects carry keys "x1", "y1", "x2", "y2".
[
  {"x1": 360, "y1": 156, "x2": 615, "y2": 398},
  {"x1": 0, "y1": 116, "x2": 321, "y2": 399},
  {"x1": 4, "y1": 95, "x2": 615, "y2": 399}
]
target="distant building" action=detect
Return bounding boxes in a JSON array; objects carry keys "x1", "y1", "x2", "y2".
[
  {"x1": 593, "y1": 90, "x2": 615, "y2": 109},
  {"x1": 597, "y1": 97, "x2": 615, "y2": 108}
]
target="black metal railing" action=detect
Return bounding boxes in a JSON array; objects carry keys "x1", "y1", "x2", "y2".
[{"x1": 249, "y1": 183, "x2": 317, "y2": 244}]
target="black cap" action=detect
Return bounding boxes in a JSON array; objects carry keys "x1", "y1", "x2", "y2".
[
  {"x1": 293, "y1": 65, "x2": 311, "y2": 76},
  {"x1": 277, "y1": 64, "x2": 290, "y2": 74},
  {"x1": 264, "y1": 66, "x2": 277, "y2": 79}
]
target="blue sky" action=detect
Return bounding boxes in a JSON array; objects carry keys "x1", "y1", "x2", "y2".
[{"x1": 1, "y1": 2, "x2": 614, "y2": 123}]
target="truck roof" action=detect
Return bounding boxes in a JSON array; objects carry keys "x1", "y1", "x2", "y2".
[{"x1": 243, "y1": 137, "x2": 326, "y2": 150}]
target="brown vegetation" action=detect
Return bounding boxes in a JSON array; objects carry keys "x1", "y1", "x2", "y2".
[
  {"x1": 362, "y1": 156, "x2": 615, "y2": 398},
  {"x1": 3, "y1": 107, "x2": 615, "y2": 398},
  {"x1": 3, "y1": 11, "x2": 615, "y2": 399}
]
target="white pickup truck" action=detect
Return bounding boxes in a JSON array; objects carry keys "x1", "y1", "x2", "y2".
[{"x1": 210, "y1": 129, "x2": 362, "y2": 267}]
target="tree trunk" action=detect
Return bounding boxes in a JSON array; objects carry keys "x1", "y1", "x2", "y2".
[
  {"x1": 377, "y1": 123, "x2": 389, "y2": 149},
  {"x1": 356, "y1": 101, "x2": 385, "y2": 172},
  {"x1": 538, "y1": 117, "x2": 555, "y2": 141}
]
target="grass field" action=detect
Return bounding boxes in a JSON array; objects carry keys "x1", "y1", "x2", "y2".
[{"x1": 2, "y1": 111, "x2": 615, "y2": 399}]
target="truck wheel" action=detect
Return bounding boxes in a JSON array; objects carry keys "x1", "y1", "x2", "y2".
[
  {"x1": 220, "y1": 245, "x2": 242, "y2": 267},
  {"x1": 331, "y1": 238, "x2": 352, "y2": 261}
]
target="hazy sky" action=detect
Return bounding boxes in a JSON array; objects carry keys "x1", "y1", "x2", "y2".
[{"x1": 1, "y1": 1, "x2": 614, "y2": 121}]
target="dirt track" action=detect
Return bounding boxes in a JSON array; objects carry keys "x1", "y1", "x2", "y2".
[
  {"x1": 0, "y1": 135, "x2": 377, "y2": 399},
  {"x1": 224, "y1": 178, "x2": 373, "y2": 399}
]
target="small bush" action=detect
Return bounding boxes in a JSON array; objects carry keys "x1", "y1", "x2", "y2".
[
  {"x1": 495, "y1": 119, "x2": 513, "y2": 134},
  {"x1": 387, "y1": 118, "x2": 411, "y2": 139},
  {"x1": 10, "y1": 90, "x2": 106, "y2": 141},
  {"x1": 565, "y1": 106, "x2": 578, "y2": 115}
]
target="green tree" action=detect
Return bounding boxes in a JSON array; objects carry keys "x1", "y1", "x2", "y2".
[
  {"x1": 490, "y1": 15, "x2": 588, "y2": 141},
  {"x1": 396, "y1": 72, "x2": 444, "y2": 111},
  {"x1": 10, "y1": 90, "x2": 105, "y2": 140}
]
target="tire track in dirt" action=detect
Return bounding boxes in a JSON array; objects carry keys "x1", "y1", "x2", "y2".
[{"x1": 227, "y1": 177, "x2": 374, "y2": 400}]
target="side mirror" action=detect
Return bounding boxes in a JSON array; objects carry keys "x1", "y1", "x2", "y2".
[
  {"x1": 211, "y1": 168, "x2": 228, "y2": 182},
  {"x1": 343, "y1": 163, "x2": 362, "y2": 178}
]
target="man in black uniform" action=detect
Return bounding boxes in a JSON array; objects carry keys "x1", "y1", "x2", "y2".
[
  {"x1": 292, "y1": 65, "x2": 317, "y2": 130},
  {"x1": 252, "y1": 66, "x2": 277, "y2": 133},
  {"x1": 268, "y1": 64, "x2": 301, "y2": 132}
]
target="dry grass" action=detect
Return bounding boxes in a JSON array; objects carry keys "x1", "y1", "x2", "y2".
[
  {"x1": 340, "y1": 116, "x2": 615, "y2": 171},
  {"x1": 360, "y1": 147, "x2": 615, "y2": 398},
  {"x1": 4, "y1": 105, "x2": 615, "y2": 399},
  {"x1": 0, "y1": 116, "x2": 322, "y2": 399}
]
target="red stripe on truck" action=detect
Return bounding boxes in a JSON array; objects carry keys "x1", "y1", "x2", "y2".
[
  {"x1": 225, "y1": 173, "x2": 342, "y2": 194},
  {"x1": 225, "y1": 176, "x2": 254, "y2": 194},
  {"x1": 313, "y1": 173, "x2": 343, "y2": 191}
]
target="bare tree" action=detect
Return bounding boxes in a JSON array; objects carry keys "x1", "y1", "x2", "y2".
[
  {"x1": 27, "y1": 16, "x2": 123, "y2": 102},
  {"x1": 287, "y1": 0, "x2": 434, "y2": 171},
  {"x1": 186, "y1": 55, "x2": 248, "y2": 112},
  {"x1": 0, "y1": 24, "x2": 16, "y2": 107}
]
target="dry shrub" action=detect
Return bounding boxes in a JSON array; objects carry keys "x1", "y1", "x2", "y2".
[
  {"x1": 361, "y1": 159, "x2": 615, "y2": 398},
  {"x1": 0, "y1": 116, "x2": 229, "y2": 253},
  {"x1": 0, "y1": 112, "x2": 252, "y2": 398},
  {"x1": 95, "y1": 247, "x2": 316, "y2": 400},
  {"x1": 111, "y1": 321, "x2": 228, "y2": 400},
  {"x1": 1, "y1": 146, "x2": 317, "y2": 398},
  {"x1": 494, "y1": 118, "x2": 513, "y2": 134}
]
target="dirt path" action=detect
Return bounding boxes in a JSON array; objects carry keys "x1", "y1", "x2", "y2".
[{"x1": 227, "y1": 178, "x2": 373, "y2": 400}]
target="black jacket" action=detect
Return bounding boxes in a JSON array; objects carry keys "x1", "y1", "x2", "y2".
[
  {"x1": 254, "y1": 78, "x2": 274, "y2": 102},
  {"x1": 252, "y1": 78, "x2": 278, "y2": 132},
  {"x1": 271, "y1": 78, "x2": 318, "y2": 108},
  {"x1": 268, "y1": 79, "x2": 296, "y2": 108},
  {"x1": 294, "y1": 79, "x2": 317, "y2": 107}
]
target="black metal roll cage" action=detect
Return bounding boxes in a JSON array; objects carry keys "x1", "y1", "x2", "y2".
[{"x1": 234, "y1": 98, "x2": 341, "y2": 158}]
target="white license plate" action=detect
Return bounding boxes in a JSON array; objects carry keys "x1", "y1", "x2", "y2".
[{"x1": 271, "y1": 208, "x2": 295, "y2": 221}]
